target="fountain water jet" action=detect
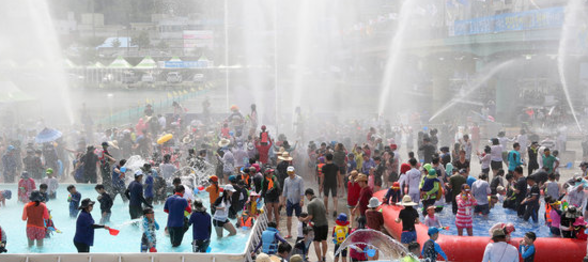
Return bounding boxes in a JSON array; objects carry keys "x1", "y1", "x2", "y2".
[
  {"x1": 557, "y1": 0, "x2": 585, "y2": 132},
  {"x1": 377, "y1": 0, "x2": 418, "y2": 116},
  {"x1": 0, "y1": 0, "x2": 75, "y2": 125},
  {"x1": 429, "y1": 60, "x2": 517, "y2": 122}
]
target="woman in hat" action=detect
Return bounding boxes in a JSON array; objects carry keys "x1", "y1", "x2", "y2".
[
  {"x1": 395, "y1": 195, "x2": 419, "y2": 246},
  {"x1": 73, "y1": 198, "x2": 110, "y2": 252},
  {"x1": 212, "y1": 185, "x2": 237, "y2": 238},
  {"x1": 455, "y1": 184, "x2": 476, "y2": 236},
  {"x1": 482, "y1": 229, "x2": 519, "y2": 262},
  {"x1": 22, "y1": 190, "x2": 49, "y2": 247}
]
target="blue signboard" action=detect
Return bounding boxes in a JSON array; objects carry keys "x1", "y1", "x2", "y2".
[
  {"x1": 164, "y1": 61, "x2": 211, "y2": 68},
  {"x1": 452, "y1": 7, "x2": 564, "y2": 36}
]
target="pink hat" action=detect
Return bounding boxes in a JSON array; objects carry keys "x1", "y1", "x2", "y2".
[{"x1": 574, "y1": 216, "x2": 587, "y2": 227}]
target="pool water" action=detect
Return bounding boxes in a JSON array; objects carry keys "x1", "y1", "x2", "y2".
[
  {"x1": 431, "y1": 200, "x2": 551, "y2": 238},
  {"x1": 0, "y1": 184, "x2": 250, "y2": 253}
]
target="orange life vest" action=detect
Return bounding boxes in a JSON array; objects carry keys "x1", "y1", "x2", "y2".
[
  {"x1": 239, "y1": 216, "x2": 253, "y2": 227},
  {"x1": 545, "y1": 203, "x2": 552, "y2": 223},
  {"x1": 317, "y1": 163, "x2": 326, "y2": 176}
]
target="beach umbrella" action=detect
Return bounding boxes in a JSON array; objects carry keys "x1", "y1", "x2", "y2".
[{"x1": 35, "y1": 128, "x2": 62, "y2": 143}]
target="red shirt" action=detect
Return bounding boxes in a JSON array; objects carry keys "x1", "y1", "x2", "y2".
[
  {"x1": 358, "y1": 186, "x2": 373, "y2": 216},
  {"x1": 347, "y1": 180, "x2": 361, "y2": 206},
  {"x1": 255, "y1": 140, "x2": 272, "y2": 164}
]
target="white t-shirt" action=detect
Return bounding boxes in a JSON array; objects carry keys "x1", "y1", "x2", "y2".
[
  {"x1": 297, "y1": 221, "x2": 304, "y2": 237},
  {"x1": 213, "y1": 200, "x2": 231, "y2": 222},
  {"x1": 482, "y1": 242, "x2": 519, "y2": 262},
  {"x1": 406, "y1": 168, "x2": 422, "y2": 194}
]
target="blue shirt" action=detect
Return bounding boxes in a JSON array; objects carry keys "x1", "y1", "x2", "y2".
[
  {"x1": 164, "y1": 194, "x2": 188, "y2": 227},
  {"x1": 127, "y1": 181, "x2": 145, "y2": 207},
  {"x1": 422, "y1": 239, "x2": 448, "y2": 261},
  {"x1": 144, "y1": 175, "x2": 154, "y2": 198},
  {"x1": 189, "y1": 211, "x2": 212, "y2": 240},
  {"x1": 74, "y1": 211, "x2": 96, "y2": 246},
  {"x1": 69, "y1": 192, "x2": 81, "y2": 216},
  {"x1": 508, "y1": 150, "x2": 522, "y2": 171},
  {"x1": 111, "y1": 166, "x2": 125, "y2": 189}
]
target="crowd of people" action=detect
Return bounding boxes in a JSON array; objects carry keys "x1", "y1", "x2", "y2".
[{"x1": 0, "y1": 101, "x2": 586, "y2": 262}]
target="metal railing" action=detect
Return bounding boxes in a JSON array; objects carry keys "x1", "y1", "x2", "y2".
[{"x1": 1, "y1": 210, "x2": 268, "y2": 262}]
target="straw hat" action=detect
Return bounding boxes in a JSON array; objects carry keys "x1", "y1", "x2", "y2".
[
  {"x1": 276, "y1": 147, "x2": 286, "y2": 156},
  {"x1": 218, "y1": 138, "x2": 231, "y2": 148},
  {"x1": 397, "y1": 195, "x2": 418, "y2": 206},
  {"x1": 278, "y1": 152, "x2": 293, "y2": 161}
]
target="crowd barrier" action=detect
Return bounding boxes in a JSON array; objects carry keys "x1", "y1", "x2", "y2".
[{"x1": 1, "y1": 210, "x2": 268, "y2": 262}]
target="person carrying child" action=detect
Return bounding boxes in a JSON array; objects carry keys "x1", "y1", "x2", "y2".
[
  {"x1": 332, "y1": 213, "x2": 350, "y2": 262},
  {"x1": 422, "y1": 227, "x2": 448, "y2": 261},
  {"x1": 67, "y1": 185, "x2": 81, "y2": 218},
  {"x1": 519, "y1": 232, "x2": 536, "y2": 262},
  {"x1": 141, "y1": 208, "x2": 159, "y2": 253}
]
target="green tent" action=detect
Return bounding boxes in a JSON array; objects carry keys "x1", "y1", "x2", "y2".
[
  {"x1": 0, "y1": 81, "x2": 36, "y2": 103},
  {"x1": 89, "y1": 61, "x2": 105, "y2": 68},
  {"x1": 108, "y1": 56, "x2": 132, "y2": 68},
  {"x1": 135, "y1": 56, "x2": 157, "y2": 69}
]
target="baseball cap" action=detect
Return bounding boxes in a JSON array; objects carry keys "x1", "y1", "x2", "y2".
[{"x1": 287, "y1": 166, "x2": 295, "y2": 172}]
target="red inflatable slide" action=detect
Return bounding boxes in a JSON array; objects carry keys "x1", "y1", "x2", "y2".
[{"x1": 374, "y1": 190, "x2": 587, "y2": 262}]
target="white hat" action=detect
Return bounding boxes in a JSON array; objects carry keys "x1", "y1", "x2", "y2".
[
  {"x1": 224, "y1": 184, "x2": 237, "y2": 192},
  {"x1": 397, "y1": 195, "x2": 418, "y2": 206},
  {"x1": 134, "y1": 170, "x2": 144, "y2": 178},
  {"x1": 367, "y1": 197, "x2": 382, "y2": 208},
  {"x1": 287, "y1": 166, "x2": 295, "y2": 172}
]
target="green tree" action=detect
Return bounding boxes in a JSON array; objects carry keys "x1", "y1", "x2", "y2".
[
  {"x1": 132, "y1": 31, "x2": 150, "y2": 49},
  {"x1": 111, "y1": 38, "x2": 121, "y2": 48}
]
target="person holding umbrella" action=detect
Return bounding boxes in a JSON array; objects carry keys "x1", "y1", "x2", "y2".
[{"x1": 73, "y1": 198, "x2": 110, "y2": 253}]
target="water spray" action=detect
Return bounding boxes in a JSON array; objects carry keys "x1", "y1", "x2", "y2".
[{"x1": 557, "y1": 0, "x2": 584, "y2": 132}]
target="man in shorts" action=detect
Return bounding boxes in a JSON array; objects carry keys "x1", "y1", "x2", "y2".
[
  {"x1": 321, "y1": 153, "x2": 342, "y2": 218},
  {"x1": 471, "y1": 173, "x2": 491, "y2": 217},
  {"x1": 281, "y1": 166, "x2": 305, "y2": 239},
  {"x1": 303, "y1": 189, "x2": 328, "y2": 262}
]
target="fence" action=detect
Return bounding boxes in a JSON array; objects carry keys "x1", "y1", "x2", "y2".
[
  {"x1": 1, "y1": 209, "x2": 268, "y2": 262},
  {"x1": 97, "y1": 88, "x2": 211, "y2": 127}
]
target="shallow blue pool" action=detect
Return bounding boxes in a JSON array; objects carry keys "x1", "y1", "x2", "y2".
[
  {"x1": 0, "y1": 184, "x2": 250, "y2": 253},
  {"x1": 431, "y1": 200, "x2": 550, "y2": 238}
]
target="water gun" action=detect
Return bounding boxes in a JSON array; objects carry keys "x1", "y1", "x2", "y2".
[
  {"x1": 47, "y1": 226, "x2": 62, "y2": 234},
  {"x1": 149, "y1": 247, "x2": 157, "y2": 253},
  {"x1": 562, "y1": 200, "x2": 569, "y2": 211},
  {"x1": 67, "y1": 194, "x2": 72, "y2": 202},
  {"x1": 438, "y1": 226, "x2": 450, "y2": 231}
]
